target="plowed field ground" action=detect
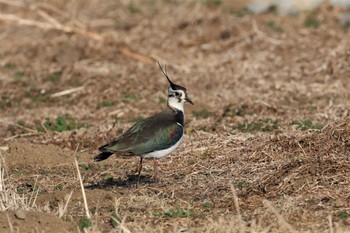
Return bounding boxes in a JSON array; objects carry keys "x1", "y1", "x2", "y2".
[{"x1": 0, "y1": 1, "x2": 350, "y2": 232}]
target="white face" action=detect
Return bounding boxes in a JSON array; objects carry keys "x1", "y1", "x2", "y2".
[{"x1": 167, "y1": 88, "x2": 187, "y2": 111}]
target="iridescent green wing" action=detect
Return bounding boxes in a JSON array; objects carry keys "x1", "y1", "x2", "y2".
[
  {"x1": 131, "y1": 123, "x2": 183, "y2": 154},
  {"x1": 101, "y1": 111, "x2": 182, "y2": 154}
]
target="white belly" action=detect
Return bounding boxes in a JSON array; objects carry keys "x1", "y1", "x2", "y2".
[{"x1": 143, "y1": 138, "x2": 183, "y2": 159}]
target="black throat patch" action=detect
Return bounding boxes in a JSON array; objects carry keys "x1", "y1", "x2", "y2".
[{"x1": 175, "y1": 110, "x2": 184, "y2": 127}]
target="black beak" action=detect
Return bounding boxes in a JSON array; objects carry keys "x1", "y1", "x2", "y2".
[{"x1": 186, "y1": 96, "x2": 194, "y2": 105}]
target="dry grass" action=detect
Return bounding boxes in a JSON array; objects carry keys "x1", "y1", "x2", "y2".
[
  {"x1": 0, "y1": 154, "x2": 38, "y2": 211},
  {"x1": 1, "y1": 0, "x2": 350, "y2": 232}
]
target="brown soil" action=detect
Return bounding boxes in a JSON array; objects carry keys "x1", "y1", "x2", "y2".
[
  {"x1": 1, "y1": 1, "x2": 350, "y2": 232},
  {"x1": 0, "y1": 210, "x2": 76, "y2": 233}
]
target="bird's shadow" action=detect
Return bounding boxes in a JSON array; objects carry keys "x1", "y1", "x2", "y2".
[{"x1": 85, "y1": 174, "x2": 155, "y2": 189}]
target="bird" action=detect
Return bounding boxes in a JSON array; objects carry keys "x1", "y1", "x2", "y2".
[{"x1": 94, "y1": 62, "x2": 193, "y2": 186}]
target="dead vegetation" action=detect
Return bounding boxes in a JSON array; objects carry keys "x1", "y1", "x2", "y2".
[{"x1": 1, "y1": 0, "x2": 350, "y2": 232}]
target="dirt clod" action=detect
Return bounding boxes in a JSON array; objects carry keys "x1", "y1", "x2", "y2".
[{"x1": 14, "y1": 210, "x2": 26, "y2": 220}]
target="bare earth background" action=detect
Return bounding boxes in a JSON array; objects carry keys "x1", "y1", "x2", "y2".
[{"x1": 0, "y1": 0, "x2": 350, "y2": 232}]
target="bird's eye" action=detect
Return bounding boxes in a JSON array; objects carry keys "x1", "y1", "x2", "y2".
[{"x1": 175, "y1": 92, "x2": 179, "y2": 96}]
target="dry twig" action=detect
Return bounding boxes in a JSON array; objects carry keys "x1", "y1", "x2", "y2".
[
  {"x1": 230, "y1": 184, "x2": 244, "y2": 229},
  {"x1": 58, "y1": 191, "x2": 73, "y2": 218},
  {"x1": 0, "y1": 13, "x2": 102, "y2": 41},
  {"x1": 328, "y1": 215, "x2": 334, "y2": 233},
  {"x1": 252, "y1": 19, "x2": 283, "y2": 45},
  {"x1": 264, "y1": 200, "x2": 296, "y2": 233},
  {"x1": 50, "y1": 86, "x2": 85, "y2": 98},
  {"x1": 4, "y1": 132, "x2": 44, "y2": 142},
  {"x1": 74, "y1": 147, "x2": 90, "y2": 219},
  {"x1": 119, "y1": 47, "x2": 155, "y2": 65}
]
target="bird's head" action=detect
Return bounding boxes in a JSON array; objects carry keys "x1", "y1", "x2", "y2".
[{"x1": 157, "y1": 62, "x2": 193, "y2": 111}]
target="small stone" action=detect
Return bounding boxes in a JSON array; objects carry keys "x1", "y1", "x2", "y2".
[{"x1": 14, "y1": 210, "x2": 26, "y2": 220}]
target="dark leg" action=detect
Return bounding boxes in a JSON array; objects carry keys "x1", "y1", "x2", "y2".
[
  {"x1": 153, "y1": 159, "x2": 158, "y2": 182},
  {"x1": 137, "y1": 157, "x2": 143, "y2": 187}
]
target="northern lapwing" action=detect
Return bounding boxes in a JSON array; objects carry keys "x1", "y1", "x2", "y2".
[{"x1": 94, "y1": 62, "x2": 193, "y2": 186}]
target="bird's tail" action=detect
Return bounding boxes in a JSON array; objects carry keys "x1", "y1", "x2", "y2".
[{"x1": 94, "y1": 151, "x2": 113, "y2": 162}]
